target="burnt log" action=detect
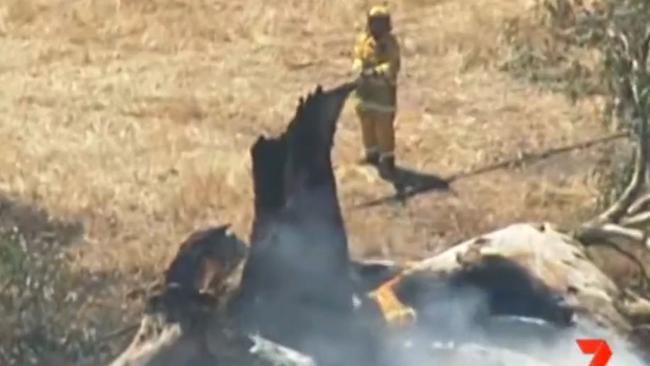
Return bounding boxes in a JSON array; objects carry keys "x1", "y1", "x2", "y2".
[
  {"x1": 236, "y1": 83, "x2": 355, "y2": 314},
  {"x1": 354, "y1": 223, "x2": 649, "y2": 364},
  {"x1": 164, "y1": 225, "x2": 247, "y2": 298},
  {"x1": 366, "y1": 224, "x2": 625, "y2": 333},
  {"x1": 106, "y1": 225, "x2": 320, "y2": 366},
  {"x1": 229, "y1": 82, "x2": 380, "y2": 366}
]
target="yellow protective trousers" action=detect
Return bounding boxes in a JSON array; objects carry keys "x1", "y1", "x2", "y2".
[{"x1": 355, "y1": 105, "x2": 395, "y2": 160}]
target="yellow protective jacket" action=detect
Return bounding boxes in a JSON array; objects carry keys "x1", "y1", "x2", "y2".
[{"x1": 352, "y1": 31, "x2": 401, "y2": 113}]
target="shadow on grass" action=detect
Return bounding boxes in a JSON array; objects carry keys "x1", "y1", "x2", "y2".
[
  {"x1": 356, "y1": 164, "x2": 452, "y2": 208},
  {"x1": 0, "y1": 194, "x2": 125, "y2": 366},
  {"x1": 355, "y1": 132, "x2": 626, "y2": 209}
]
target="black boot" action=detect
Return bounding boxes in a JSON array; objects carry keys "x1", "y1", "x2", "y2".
[
  {"x1": 359, "y1": 151, "x2": 380, "y2": 166},
  {"x1": 379, "y1": 155, "x2": 396, "y2": 178}
]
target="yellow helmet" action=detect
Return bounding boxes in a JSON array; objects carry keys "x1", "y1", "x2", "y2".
[{"x1": 368, "y1": 4, "x2": 390, "y2": 19}]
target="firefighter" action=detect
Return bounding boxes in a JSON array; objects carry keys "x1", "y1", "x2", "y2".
[{"x1": 352, "y1": 4, "x2": 401, "y2": 176}]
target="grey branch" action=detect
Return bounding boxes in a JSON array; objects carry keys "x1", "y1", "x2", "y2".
[{"x1": 248, "y1": 334, "x2": 318, "y2": 366}]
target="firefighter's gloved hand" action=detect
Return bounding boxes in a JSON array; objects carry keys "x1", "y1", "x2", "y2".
[{"x1": 361, "y1": 68, "x2": 378, "y2": 78}]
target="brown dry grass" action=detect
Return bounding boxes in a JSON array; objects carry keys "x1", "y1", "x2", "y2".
[{"x1": 0, "y1": 0, "x2": 612, "y2": 284}]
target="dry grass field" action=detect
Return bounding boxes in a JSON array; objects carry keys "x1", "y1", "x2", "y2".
[{"x1": 0, "y1": 0, "x2": 625, "y2": 363}]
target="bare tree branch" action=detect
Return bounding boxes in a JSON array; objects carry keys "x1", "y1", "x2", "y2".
[
  {"x1": 626, "y1": 192, "x2": 650, "y2": 215},
  {"x1": 608, "y1": 29, "x2": 632, "y2": 64},
  {"x1": 639, "y1": 26, "x2": 650, "y2": 67},
  {"x1": 593, "y1": 149, "x2": 645, "y2": 223},
  {"x1": 578, "y1": 222, "x2": 648, "y2": 245},
  {"x1": 620, "y1": 210, "x2": 650, "y2": 228},
  {"x1": 590, "y1": 26, "x2": 650, "y2": 225},
  {"x1": 97, "y1": 323, "x2": 140, "y2": 344}
]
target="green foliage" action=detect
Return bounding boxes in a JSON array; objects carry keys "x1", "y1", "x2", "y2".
[
  {"x1": 0, "y1": 228, "x2": 109, "y2": 365},
  {"x1": 0, "y1": 229, "x2": 28, "y2": 281}
]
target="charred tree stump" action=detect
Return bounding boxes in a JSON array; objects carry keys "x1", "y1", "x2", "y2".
[{"x1": 229, "y1": 82, "x2": 382, "y2": 366}]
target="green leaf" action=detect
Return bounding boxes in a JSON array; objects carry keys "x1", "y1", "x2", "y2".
[{"x1": 640, "y1": 84, "x2": 650, "y2": 108}]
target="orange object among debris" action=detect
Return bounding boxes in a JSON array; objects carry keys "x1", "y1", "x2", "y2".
[{"x1": 368, "y1": 276, "x2": 417, "y2": 328}]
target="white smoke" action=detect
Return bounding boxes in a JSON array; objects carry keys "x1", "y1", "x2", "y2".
[
  {"x1": 241, "y1": 225, "x2": 648, "y2": 366},
  {"x1": 240, "y1": 212, "x2": 648, "y2": 366},
  {"x1": 378, "y1": 289, "x2": 648, "y2": 366}
]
